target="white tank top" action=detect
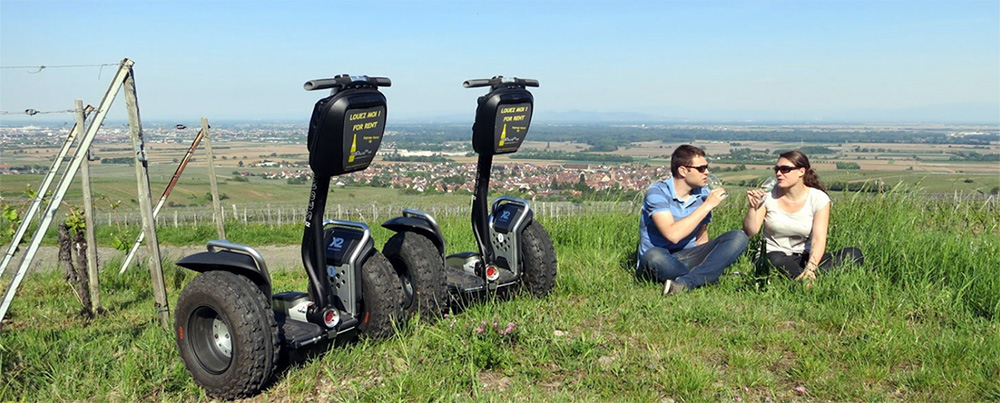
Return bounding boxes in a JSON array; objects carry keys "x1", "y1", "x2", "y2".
[{"x1": 763, "y1": 187, "x2": 831, "y2": 255}]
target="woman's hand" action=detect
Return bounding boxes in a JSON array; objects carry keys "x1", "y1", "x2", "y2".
[
  {"x1": 795, "y1": 267, "x2": 817, "y2": 287},
  {"x1": 746, "y1": 189, "x2": 765, "y2": 210}
]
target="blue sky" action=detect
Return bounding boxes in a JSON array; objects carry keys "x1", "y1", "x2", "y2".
[{"x1": 1, "y1": 0, "x2": 998, "y2": 124}]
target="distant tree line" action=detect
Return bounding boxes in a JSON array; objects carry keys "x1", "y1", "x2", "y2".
[
  {"x1": 382, "y1": 154, "x2": 453, "y2": 163},
  {"x1": 776, "y1": 146, "x2": 836, "y2": 155},
  {"x1": 100, "y1": 157, "x2": 134, "y2": 165},
  {"x1": 714, "y1": 164, "x2": 748, "y2": 173},
  {"x1": 949, "y1": 152, "x2": 1000, "y2": 162},
  {"x1": 511, "y1": 150, "x2": 633, "y2": 163},
  {"x1": 712, "y1": 148, "x2": 773, "y2": 164}
]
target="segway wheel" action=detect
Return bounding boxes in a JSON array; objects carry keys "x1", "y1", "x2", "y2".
[
  {"x1": 519, "y1": 220, "x2": 557, "y2": 297},
  {"x1": 175, "y1": 271, "x2": 279, "y2": 399},
  {"x1": 357, "y1": 252, "x2": 404, "y2": 339},
  {"x1": 383, "y1": 232, "x2": 448, "y2": 321}
]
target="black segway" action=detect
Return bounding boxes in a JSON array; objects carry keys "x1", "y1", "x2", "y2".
[
  {"x1": 382, "y1": 76, "x2": 557, "y2": 313},
  {"x1": 173, "y1": 75, "x2": 404, "y2": 399}
]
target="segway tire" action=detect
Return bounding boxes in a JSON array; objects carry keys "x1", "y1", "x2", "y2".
[
  {"x1": 357, "y1": 252, "x2": 404, "y2": 339},
  {"x1": 175, "y1": 271, "x2": 278, "y2": 399},
  {"x1": 383, "y1": 232, "x2": 448, "y2": 321},
  {"x1": 519, "y1": 220, "x2": 557, "y2": 297}
]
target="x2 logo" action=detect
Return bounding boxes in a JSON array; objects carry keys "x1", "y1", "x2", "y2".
[{"x1": 329, "y1": 237, "x2": 345, "y2": 249}]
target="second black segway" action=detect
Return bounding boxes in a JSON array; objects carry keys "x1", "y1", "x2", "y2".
[{"x1": 382, "y1": 76, "x2": 557, "y2": 314}]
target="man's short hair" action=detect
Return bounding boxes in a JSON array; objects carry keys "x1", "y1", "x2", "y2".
[{"x1": 670, "y1": 145, "x2": 706, "y2": 176}]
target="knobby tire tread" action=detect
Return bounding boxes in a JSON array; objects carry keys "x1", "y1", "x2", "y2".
[
  {"x1": 384, "y1": 232, "x2": 448, "y2": 321},
  {"x1": 175, "y1": 271, "x2": 276, "y2": 400},
  {"x1": 519, "y1": 221, "x2": 557, "y2": 297},
  {"x1": 357, "y1": 252, "x2": 403, "y2": 339}
]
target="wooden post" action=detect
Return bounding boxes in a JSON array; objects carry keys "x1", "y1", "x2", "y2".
[
  {"x1": 203, "y1": 118, "x2": 226, "y2": 239},
  {"x1": 76, "y1": 100, "x2": 101, "y2": 312},
  {"x1": 123, "y1": 66, "x2": 170, "y2": 329}
]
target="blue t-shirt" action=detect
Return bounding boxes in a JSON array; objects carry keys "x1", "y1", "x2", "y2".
[{"x1": 638, "y1": 179, "x2": 712, "y2": 257}]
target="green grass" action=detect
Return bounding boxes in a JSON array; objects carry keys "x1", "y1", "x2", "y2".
[{"x1": 1, "y1": 188, "x2": 998, "y2": 402}]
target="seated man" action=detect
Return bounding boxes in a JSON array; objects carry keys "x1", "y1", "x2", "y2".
[{"x1": 637, "y1": 145, "x2": 749, "y2": 295}]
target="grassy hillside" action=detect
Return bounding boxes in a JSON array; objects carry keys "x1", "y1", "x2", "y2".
[{"x1": 1, "y1": 188, "x2": 998, "y2": 402}]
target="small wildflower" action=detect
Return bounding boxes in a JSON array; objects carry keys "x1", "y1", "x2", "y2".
[
  {"x1": 794, "y1": 386, "x2": 807, "y2": 395},
  {"x1": 734, "y1": 396, "x2": 742, "y2": 402},
  {"x1": 475, "y1": 327, "x2": 485, "y2": 334}
]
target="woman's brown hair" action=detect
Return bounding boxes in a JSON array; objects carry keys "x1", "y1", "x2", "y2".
[{"x1": 779, "y1": 150, "x2": 827, "y2": 193}]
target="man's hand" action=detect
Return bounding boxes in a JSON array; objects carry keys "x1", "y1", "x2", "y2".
[{"x1": 705, "y1": 187, "x2": 728, "y2": 209}]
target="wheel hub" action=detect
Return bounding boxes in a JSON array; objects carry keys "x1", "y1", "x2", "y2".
[
  {"x1": 212, "y1": 317, "x2": 232, "y2": 357},
  {"x1": 400, "y1": 273, "x2": 414, "y2": 309}
]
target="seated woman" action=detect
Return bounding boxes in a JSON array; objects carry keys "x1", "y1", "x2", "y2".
[{"x1": 743, "y1": 151, "x2": 863, "y2": 283}]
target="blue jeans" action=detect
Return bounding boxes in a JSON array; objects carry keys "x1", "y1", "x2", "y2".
[{"x1": 636, "y1": 230, "x2": 749, "y2": 289}]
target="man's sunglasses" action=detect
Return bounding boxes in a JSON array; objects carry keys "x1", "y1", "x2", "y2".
[
  {"x1": 773, "y1": 165, "x2": 799, "y2": 174},
  {"x1": 684, "y1": 165, "x2": 709, "y2": 173}
]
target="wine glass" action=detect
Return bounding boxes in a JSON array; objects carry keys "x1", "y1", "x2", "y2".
[
  {"x1": 758, "y1": 177, "x2": 777, "y2": 193},
  {"x1": 708, "y1": 174, "x2": 727, "y2": 199}
]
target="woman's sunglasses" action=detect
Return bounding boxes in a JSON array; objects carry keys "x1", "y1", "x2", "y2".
[{"x1": 773, "y1": 165, "x2": 799, "y2": 174}]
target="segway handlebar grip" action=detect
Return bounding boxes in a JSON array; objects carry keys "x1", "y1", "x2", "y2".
[
  {"x1": 303, "y1": 78, "x2": 343, "y2": 91},
  {"x1": 367, "y1": 76, "x2": 392, "y2": 87},
  {"x1": 463, "y1": 79, "x2": 492, "y2": 88},
  {"x1": 515, "y1": 78, "x2": 539, "y2": 87}
]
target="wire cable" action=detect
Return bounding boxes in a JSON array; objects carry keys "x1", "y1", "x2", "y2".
[
  {"x1": 1, "y1": 109, "x2": 77, "y2": 116},
  {"x1": 1, "y1": 62, "x2": 121, "y2": 73}
]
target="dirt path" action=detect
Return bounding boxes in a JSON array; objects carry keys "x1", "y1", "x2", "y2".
[{"x1": 12, "y1": 244, "x2": 305, "y2": 273}]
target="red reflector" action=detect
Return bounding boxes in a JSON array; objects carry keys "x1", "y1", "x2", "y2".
[
  {"x1": 486, "y1": 266, "x2": 499, "y2": 281},
  {"x1": 178, "y1": 326, "x2": 184, "y2": 340},
  {"x1": 322, "y1": 309, "x2": 341, "y2": 328}
]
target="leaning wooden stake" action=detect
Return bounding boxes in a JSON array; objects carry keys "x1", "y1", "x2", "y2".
[
  {"x1": 119, "y1": 127, "x2": 206, "y2": 274},
  {"x1": 122, "y1": 66, "x2": 170, "y2": 328},
  {"x1": 203, "y1": 117, "x2": 226, "y2": 239},
  {"x1": 76, "y1": 100, "x2": 101, "y2": 311}
]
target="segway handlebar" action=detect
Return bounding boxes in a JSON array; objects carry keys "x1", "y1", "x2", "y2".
[
  {"x1": 463, "y1": 76, "x2": 539, "y2": 89},
  {"x1": 304, "y1": 75, "x2": 392, "y2": 91}
]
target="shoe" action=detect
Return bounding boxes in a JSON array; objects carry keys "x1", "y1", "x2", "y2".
[{"x1": 662, "y1": 279, "x2": 688, "y2": 296}]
